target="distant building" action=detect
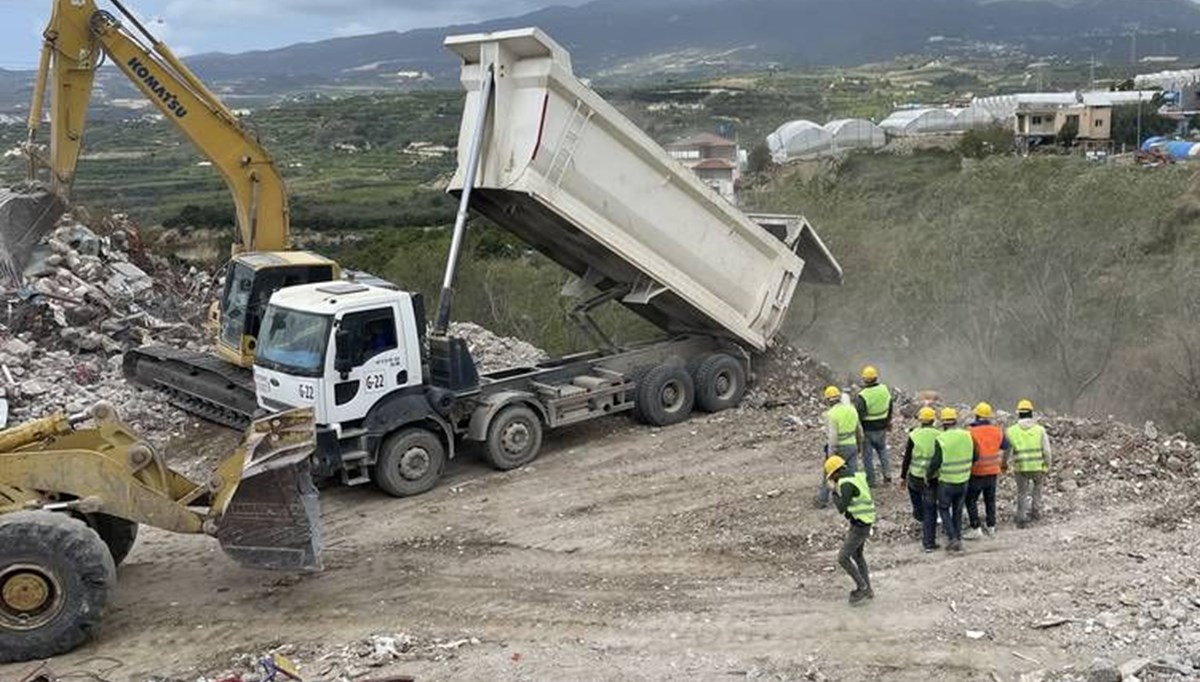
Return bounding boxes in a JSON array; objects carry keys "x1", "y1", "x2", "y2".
[
  {"x1": 1013, "y1": 102, "x2": 1111, "y2": 150},
  {"x1": 666, "y1": 132, "x2": 740, "y2": 202}
]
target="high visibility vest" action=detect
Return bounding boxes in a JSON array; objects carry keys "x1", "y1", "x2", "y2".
[
  {"x1": 827, "y1": 403, "x2": 860, "y2": 447},
  {"x1": 1007, "y1": 423, "x2": 1047, "y2": 473},
  {"x1": 908, "y1": 426, "x2": 940, "y2": 480},
  {"x1": 842, "y1": 472, "x2": 876, "y2": 525},
  {"x1": 969, "y1": 423, "x2": 1004, "y2": 476},
  {"x1": 936, "y1": 428, "x2": 974, "y2": 485},
  {"x1": 860, "y1": 384, "x2": 891, "y2": 422}
]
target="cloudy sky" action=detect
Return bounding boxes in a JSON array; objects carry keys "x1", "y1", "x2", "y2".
[{"x1": 0, "y1": 0, "x2": 587, "y2": 69}]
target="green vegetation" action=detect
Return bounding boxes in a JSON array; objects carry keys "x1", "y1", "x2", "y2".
[{"x1": 745, "y1": 153, "x2": 1200, "y2": 436}]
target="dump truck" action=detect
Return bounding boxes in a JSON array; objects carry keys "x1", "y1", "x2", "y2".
[
  {"x1": 0, "y1": 404, "x2": 321, "y2": 663},
  {"x1": 250, "y1": 27, "x2": 842, "y2": 496}
]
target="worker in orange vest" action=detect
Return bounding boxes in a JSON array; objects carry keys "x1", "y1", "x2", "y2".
[{"x1": 963, "y1": 402, "x2": 1008, "y2": 540}]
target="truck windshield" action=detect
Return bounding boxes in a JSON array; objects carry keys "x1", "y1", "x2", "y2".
[{"x1": 256, "y1": 305, "x2": 333, "y2": 377}]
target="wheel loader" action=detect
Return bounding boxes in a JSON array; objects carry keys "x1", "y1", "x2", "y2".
[{"x1": 0, "y1": 402, "x2": 322, "y2": 663}]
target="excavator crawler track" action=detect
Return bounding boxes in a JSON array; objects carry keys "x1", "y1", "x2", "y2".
[{"x1": 122, "y1": 346, "x2": 258, "y2": 430}]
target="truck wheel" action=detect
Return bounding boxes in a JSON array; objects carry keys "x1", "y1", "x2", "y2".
[
  {"x1": 0, "y1": 511, "x2": 116, "y2": 664},
  {"x1": 637, "y1": 363, "x2": 695, "y2": 426},
  {"x1": 694, "y1": 353, "x2": 747, "y2": 413},
  {"x1": 485, "y1": 405, "x2": 544, "y2": 471},
  {"x1": 87, "y1": 514, "x2": 139, "y2": 566},
  {"x1": 373, "y1": 429, "x2": 446, "y2": 497}
]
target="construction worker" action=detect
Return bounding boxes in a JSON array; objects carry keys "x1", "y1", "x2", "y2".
[
  {"x1": 817, "y1": 385, "x2": 863, "y2": 509},
  {"x1": 925, "y1": 407, "x2": 975, "y2": 552},
  {"x1": 899, "y1": 406, "x2": 941, "y2": 552},
  {"x1": 825, "y1": 454, "x2": 875, "y2": 605},
  {"x1": 854, "y1": 365, "x2": 893, "y2": 485},
  {"x1": 1004, "y1": 399, "x2": 1053, "y2": 528},
  {"x1": 964, "y1": 402, "x2": 1008, "y2": 540}
]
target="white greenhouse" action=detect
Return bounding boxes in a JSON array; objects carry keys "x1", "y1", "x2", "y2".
[
  {"x1": 766, "y1": 120, "x2": 833, "y2": 161},
  {"x1": 824, "y1": 118, "x2": 886, "y2": 151},
  {"x1": 879, "y1": 108, "x2": 961, "y2": 136}
]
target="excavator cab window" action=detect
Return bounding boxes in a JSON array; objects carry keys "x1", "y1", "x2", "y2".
[{"x1": 220, "y1": 262, "x2": 335, "y2": 352}]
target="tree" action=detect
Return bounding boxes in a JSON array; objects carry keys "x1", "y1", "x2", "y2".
[
  {"x1": 958, "y1": 126, "x2": 1014, "y2": 159},
  {"x1": 746, "y1": 142, "x2": 774, "y2": 176},
  {"x1": 1110, "y1": 102, "x2": 1178, "y2": 148},
  {"x1": 1056, "y1": 117, "x2": 1079, "y2": 148}
]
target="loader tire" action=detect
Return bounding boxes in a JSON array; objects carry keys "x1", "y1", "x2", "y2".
[
  {"x1": 694, "y1": 353, "x2": 746, "y2": 413},
  {"x1": 636, "y1": 363, "x2": 695, "y2": 427},
  {"x1": 0, "y1": 511, "x2": 116, "y2": 663},
  {"x1": 373, "y1": 428, "x2": 446, "y2": 498},
  {"x1": 88, "y1": 513, "x2": 139, "y2": 567},
  {"x1": 484, "y1": 405, "x2": 544, "y2": 471}
]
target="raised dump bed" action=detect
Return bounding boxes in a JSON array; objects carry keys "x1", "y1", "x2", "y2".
[{"x1": 445, "y1": 28, "x2": 841, "y2": 352}]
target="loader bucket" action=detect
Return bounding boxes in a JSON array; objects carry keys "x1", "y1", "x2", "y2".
[
  {"x1": 210, "y1": 408, "x2": 323, "y2": 572},
  {"x1": 0, "y1": 184, "x2": 66, "y2": 285}
]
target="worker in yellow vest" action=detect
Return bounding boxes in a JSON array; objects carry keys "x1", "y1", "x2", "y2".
[
  {"x1": 1003, "y1": 399, "x2": 1053, "y2": 528},
  {"x1": 817, "y1": 385, "x2": 864, "y2": 509},
  {"x1": 899, "y1": 406, "x2": 941, "y2": 552},
  {"x1": 925, "y1": 407, "x2": 976, "y2": 552},
  {"x1": 854, "y1": 365, "x2": 894, "y2": 485},
  {"x1": 826, "y1": 454, "x2": 875, "y2": 606}
]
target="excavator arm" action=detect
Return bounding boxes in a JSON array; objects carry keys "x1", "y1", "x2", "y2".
[{"x1": 26, "y1": 0, "x2": 290, "y2": 253}]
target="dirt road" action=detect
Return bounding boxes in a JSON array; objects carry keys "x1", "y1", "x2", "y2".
[{"x1": 4, "y1": 407, "x2": 1198, "y2": 681}]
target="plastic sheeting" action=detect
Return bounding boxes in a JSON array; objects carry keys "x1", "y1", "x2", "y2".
[
  {"x1": 879, "y1": 108, "x2": 960, "y2": 136},
  {"x1": 767, "y1": 120, "x2": 833, "y2": 161}
]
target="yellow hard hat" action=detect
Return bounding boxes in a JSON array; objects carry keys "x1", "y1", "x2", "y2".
[
  {"x1": 940, "y1": 407, "x2": 958, "y2": 423},
  {"x1": 917, "y1": 406, "x2": 936, "y2": 423},
  {"x1": 973, "y1": 402, "x2": 993, "y2": 419},
  {"x1": 823, "y1": 385, "x2": 841, "y2": 401},
  {"x1": 861, "y1": 365, "x2": 879, "y2": 382},
  {"x1": 1017, "y1": 398, "x2": 1035, "y2": 413},
  {"x1": 824, "y1": 455, "x2": 846, "y2": 479}
]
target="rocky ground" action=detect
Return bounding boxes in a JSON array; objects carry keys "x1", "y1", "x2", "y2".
[{"x1": 3, "y1": 217, "x2": 1200, "y2": 682}]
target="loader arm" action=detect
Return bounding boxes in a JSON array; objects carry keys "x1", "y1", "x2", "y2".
[{"x1": 27, "y1": 0, "x2": 290, "y2": 253}]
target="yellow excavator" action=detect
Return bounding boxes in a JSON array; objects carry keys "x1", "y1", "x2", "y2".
[
  {"x1": 22, "y1": 0, "x2": 342, "y2": 428},
  {"x1": 0, "y1": 403, "x2": 321, "y2": 663}
]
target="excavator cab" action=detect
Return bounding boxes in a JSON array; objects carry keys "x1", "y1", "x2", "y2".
[{"x1": 216, "y1": 254, "x2": 339, "y2": 366}]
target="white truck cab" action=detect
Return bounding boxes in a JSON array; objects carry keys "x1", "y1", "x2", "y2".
[{"x1": 254, "y1": 282, "x2": 424, "y2": 429}]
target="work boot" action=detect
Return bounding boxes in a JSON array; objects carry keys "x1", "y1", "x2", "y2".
[
  {"x1": 1016, "y1": 518, "x2": 1028, "y2": 529},
  {"x1": 984, "y1": 525, "x2": 996, "y2": 538},
  {"x1": 849, "y1": 589, "x2": 869, "y2": 606},
  {"x1": 963, "y1": 527, "x2": 984, "y2": 541},
  {"x1": 862, "y1": 587, "x2": 875, "y2": 600},
  {"x1": 949, "y1": 540, "x2": 964, "y2": 553},
  {"x1": 923, "y1": 544, "x2": 940, "y2": 554}
]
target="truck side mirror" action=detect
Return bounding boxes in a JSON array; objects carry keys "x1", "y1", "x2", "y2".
[{"x1": 334, "y1": 328, "x2": 354, "y2": 377}]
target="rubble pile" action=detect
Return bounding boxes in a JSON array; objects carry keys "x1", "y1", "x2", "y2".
[
  {"x1": 450, "y1": 321, "x2": 548, "y2": 372},
  {"x1": 0, "y1": 214, "x2": 213, "y2": 433},
  {"x1": 197, "y1": 633, "x2": 482, "y2": 682},
  {"x1": 742, "y1": 339, "x2": 836, "y2": 411}
]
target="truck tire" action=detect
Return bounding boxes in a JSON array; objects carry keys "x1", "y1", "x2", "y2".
[
  {"x1": 636, "y1": 363, "x2": 695, "y2": 426},
  {"x1": 0, "y1": 511, "x2": 116, "y2": 664},
  {"x1": 87, "y1": 513, "x2": 139, "y2": 566},
  {"x1": 484, "y1": 405, "x2": 544, "y2": 471},
  {"x1": 694, "y1": 353, "x2": 747, "y2": 413},
  {"x1": 373, "y1": 428, "x2": 446, "y2": 497}
]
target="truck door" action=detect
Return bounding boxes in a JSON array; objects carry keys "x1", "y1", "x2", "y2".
[{"x1": 326, "y1": 305, "x2": 413, "y2": 427}]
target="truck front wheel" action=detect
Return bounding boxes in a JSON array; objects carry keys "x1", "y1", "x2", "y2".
[
  {"x1": 637, "y1": 363, "x2": 695, "y2": 426},
  {"x1": 485, "y1": 405, "x2": 544, "y2": 471},
  {"x1": 0, "y1": 511, "x2": 116, "y2": 663},
  {"x1": 373, "y1": 428, "x2": 447, "y2": 497},
  {"x1": 694, "y1": 353, "x2": 746, "y2": 413}
]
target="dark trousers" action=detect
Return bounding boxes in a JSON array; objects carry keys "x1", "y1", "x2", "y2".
[
  {"x1": 966, "y1": 475, "x2": 998, "y2": 529},
  {"x1": 908, "y1": 476, "x2": 939, "y2": 550},
  {"x1": 838, "y1": 523, "x2": 872, "y2": 591},
  {"x1": 938, "y1": 481, "x2": 968, "y2": 543}
]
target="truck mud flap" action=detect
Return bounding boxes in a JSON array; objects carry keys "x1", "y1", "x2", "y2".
[
  {"x1": 0, "y1": 184, "x2": 66, "y2": 284},
  {"x1": 123, "y1": 345, "x2": 259, "y2": 430},
  {"x1": 212, "y1": 408, "x2": 323, "y2": 572}
]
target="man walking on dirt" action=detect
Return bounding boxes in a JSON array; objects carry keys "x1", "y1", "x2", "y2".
[
  {"x1": 926, "y1": 408, "x2": 975, "y2": 552},
  {"x1": 964, "y1": 402, "x2": 1007, "y2": 540},
  {"x1": 818, "y1": 385, "x2": 863, "y2": 509},
  {"x1": 900, "y1": 406, "x2": 941, "y2": 552},
  {"x1": 1004, "y1": 399, "x2": 1052, "y2": 528},
  {"x1": 825, "y1": 454, "x2": 875, "y2": 605},
  {"x1": 854, "y1": 366, "x2": 893, "y2": 485}
]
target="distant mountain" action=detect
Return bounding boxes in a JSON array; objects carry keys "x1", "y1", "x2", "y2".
[
  {"x1": 3, "y1": 0, "x2": 1200, "y2": 107},
  {"x1": 179, "y1": 0, "x2": 1200, "y2": 87}
]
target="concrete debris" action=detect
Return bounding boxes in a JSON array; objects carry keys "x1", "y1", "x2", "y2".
[
  {"x1": 743, "y1": 339, "x2": 836, "y2": 410},
  {"x1": 449, "y1": 321, "x2": 548, "y2": 372}
]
